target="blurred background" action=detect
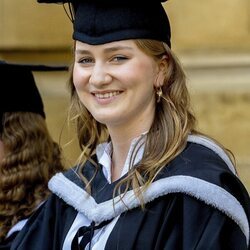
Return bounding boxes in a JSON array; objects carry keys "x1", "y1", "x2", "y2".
[{"x1": 0, "y1": 0, "x2": 249, "y2": 191}]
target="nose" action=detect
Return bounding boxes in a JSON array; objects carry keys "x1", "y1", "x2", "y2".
[{"x1": 89, "y1": 63, "x2": 112, "y2": 87}]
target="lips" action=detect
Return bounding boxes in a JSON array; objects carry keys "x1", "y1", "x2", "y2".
[{"x1": 94, "y1": 91, "x2": 121, "y2": 99}]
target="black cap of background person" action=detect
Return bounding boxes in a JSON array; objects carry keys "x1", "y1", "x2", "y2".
[
  {"x1": 0, "y1": 60, "x2": 68, "y2": 133},
  {"x1": 37, "y1": 0, "x2": 171, "y2": 48}
]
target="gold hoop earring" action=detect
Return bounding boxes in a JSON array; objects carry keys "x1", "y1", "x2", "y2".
[{"x1": 156, "y1": 87, "x2": 163, "y2": 103}]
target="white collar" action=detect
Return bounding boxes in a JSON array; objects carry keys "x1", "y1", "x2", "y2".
[{"x1": 96, "y1": 133, "x2": 147, "y2": 183}]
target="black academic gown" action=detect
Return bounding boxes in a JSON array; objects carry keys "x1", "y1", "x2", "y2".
[
  {"x1": 0, "y1": 232, "x2": 19, "y2": 250},
  {"x1": 10, "y1": 136, "x2": 250, "y2": 250}
]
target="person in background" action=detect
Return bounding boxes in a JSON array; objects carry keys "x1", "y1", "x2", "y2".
[
  {"x1": 0, "y1": 61, "x2": 66, "y2": 249},
  {"x1": 12, "y1": 0, "x2": 250, "y2": 249}
]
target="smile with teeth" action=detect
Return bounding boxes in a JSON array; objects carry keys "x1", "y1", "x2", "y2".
[{"x1": 94, "y1": 91, "x2": 121, "y2": 99}]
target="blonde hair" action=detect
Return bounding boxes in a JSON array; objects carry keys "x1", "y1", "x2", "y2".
[
  {"x1": 0, "y1": 112, "x2": 65, "y2": 240},
  {"x1": 68, "y1": 39, "x2": 233, "y2": 206},
  {"x1": 68, "y1": 39, "x2": 196, "y2": 197}
]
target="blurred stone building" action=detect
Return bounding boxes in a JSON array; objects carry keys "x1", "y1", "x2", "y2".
[
  {"x1": 1, "y1": 0, "x2": 250, "y2": 52},
  {"x1": 0, "y1": 0, "x2": 250, "y2": 190}
]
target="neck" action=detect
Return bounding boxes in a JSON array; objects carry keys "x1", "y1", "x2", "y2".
[
  {"x1": 110, "y1": 134, "x2": 133, "y2": 182},
  {"x1": 109, "y1": 128, "x2": 148, "y2": 182},
  {"x1": 107, "y1": 107, "x2": 154, "y2": 182}
]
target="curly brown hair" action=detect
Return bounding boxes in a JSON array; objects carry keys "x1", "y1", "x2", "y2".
[{"x1": 0, "y1": 112, "x2": 65, "y2": 240}]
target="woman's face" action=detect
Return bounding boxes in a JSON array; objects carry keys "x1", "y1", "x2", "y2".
[{"x1": 73, "y1": 40, "x2": 161, "y2": 131}]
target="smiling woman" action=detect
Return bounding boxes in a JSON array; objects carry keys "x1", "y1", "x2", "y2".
[
  {"x1": 10, "y1": 0, "x2": 250, "y2": 249},
  {"x1": 73, "y1": 40, "x2": 159, "y2": 132}
]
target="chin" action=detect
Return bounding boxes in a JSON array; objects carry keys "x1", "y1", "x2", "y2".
[
  {"x1": 94, "y1": 116, "x2": 120, "y2": 127},
  {"x1": 93, "y1": 115, "x2": 112, "y2": 125}
]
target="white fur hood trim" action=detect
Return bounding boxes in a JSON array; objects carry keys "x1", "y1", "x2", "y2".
[
  {"x1": 49, "y1": 173, "x2": 249, "y2": 245},
  {"x1": 187, "y1": 135, "x2": 236, "y2": 174}
]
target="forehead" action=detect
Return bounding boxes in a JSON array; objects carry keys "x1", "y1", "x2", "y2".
[{"x1": 75, "y1": 39, "x2": 138, "y2": 52}]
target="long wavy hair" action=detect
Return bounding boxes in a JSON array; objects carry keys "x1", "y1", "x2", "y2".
[
  {"x1": 0, "y1": 112, "x2": 65, "y2": 240},
  {"x1": 68, "y1": 39, "x2": 233, "y2": 205}
]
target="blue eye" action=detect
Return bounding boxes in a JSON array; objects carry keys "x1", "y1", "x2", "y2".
[
  {"x1": 78, "y1": 58, "x2": 94, "y2": 64},
  {"x1": 112, "y1": 56, "x2": 128, "y2": 62}
]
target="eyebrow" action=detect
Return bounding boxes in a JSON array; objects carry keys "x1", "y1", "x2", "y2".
[
  {"x1": 103, "y1": 46, "x2": 133, "y2": 53},
  {"x1": 75, "y1": 46, "x2": 133, "y2": 55},
  {"x1": 75, "y1": 49, "x2": 91, "y2": 55}
]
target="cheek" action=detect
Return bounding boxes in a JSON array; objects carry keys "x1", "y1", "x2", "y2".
[
  {"x1": 120, "y1": 62, "x2": 150, "y2": 85},
  {"x1": 73, "y1": 66, "x2": 88, "y2": 90},
  {"x1": 72, "y1": 66, "x2": 80, "y2": 89},
  {"x1": 135, "y1": 59, "x2": 157, "y2": 82}
]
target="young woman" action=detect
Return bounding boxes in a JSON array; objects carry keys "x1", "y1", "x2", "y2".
[
  {"x1": 11, "y1": 0, "x2": 250, "y2": 249},
  {"x1": 0, "y1": 61, "x2": 65, "y2": 248}
]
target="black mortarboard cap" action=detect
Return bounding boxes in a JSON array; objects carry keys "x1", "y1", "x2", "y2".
[
  {"x1": 37, "y1": 0, "x2": 171, "y2": 47},
  {"x1": 0, "y1": 60, "x2": 68, "y2": 133}
]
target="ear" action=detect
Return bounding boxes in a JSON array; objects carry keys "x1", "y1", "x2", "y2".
[{"x1": 154, "y1": 55, "x2": 168, "y2": 88}]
